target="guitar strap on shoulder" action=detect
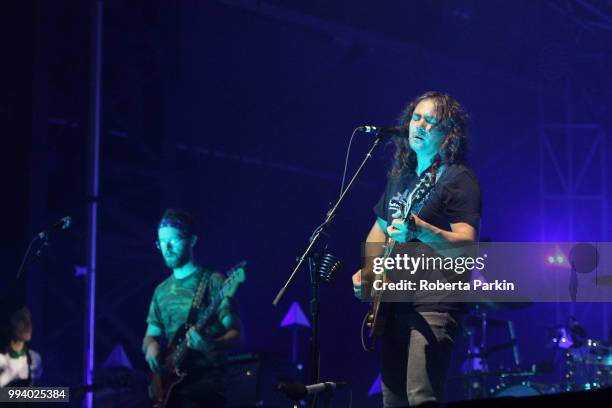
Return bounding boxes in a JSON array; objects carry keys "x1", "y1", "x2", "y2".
[
  {"x1": 410, "y1": 164, "x2": 447, "y2": 206},
  {"x1": 185, "y1": 268, "x2": 210, "y2": 327}
]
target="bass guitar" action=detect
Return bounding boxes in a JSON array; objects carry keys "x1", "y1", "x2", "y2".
[{"x1": 149, "y1": 261, "x2": 246, "y2": 408}]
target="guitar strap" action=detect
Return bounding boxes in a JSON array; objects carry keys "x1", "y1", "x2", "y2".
[
  {"x1": 407, "y1": 164, "x2": 447, "y2": 217},
  {"x1": 414, "y1": 164, "x2": 446, "y2": 197},
  {"x1": 185, "y1": 269, "x2": 211, "y2": 328}
]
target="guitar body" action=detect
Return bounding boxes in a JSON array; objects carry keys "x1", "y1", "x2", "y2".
[
  {"x1": 149, "y1": 328, "x2": 188, "y2": 408},
  {"x1": 149, "y1": 368, "x2": 184, "y2": 408},
  {"x1": 367, "y1": 241, "x2": 393, "y2": 338},
  {"x1": 367, "y1": 281, "x2": 389, "y2": 337}
]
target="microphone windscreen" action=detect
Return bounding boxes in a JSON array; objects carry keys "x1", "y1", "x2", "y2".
[{"x1": 277, "y1": 383, "x2": 307, "y2": 400}]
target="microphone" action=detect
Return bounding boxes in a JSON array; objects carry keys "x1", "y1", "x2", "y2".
[
  {"x1": 358, "y1": 125, "x2": 406, "y2": 137},
  {"x1": 277, "y1": 381, "x2": 347, "y2": 400},
  {"x1": 38, "y1": 216, "x2": 72, "y2": 240}
]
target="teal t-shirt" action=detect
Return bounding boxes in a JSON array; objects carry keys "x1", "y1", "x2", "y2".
[{"x1": 146, "y1": 266, "x2": 237, "y2": 367}]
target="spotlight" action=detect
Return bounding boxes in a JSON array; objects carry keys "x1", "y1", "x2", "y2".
[{"x1": 546, "y1": 245, "x2": 570, "y2": 268}]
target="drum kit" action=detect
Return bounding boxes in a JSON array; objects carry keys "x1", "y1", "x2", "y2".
[
  {"x1": 459, "y1": 301, "x2": 612, "y2": 399},
  {"x1": 564, "y1": 338, "x2": 612, "y2": 391}
]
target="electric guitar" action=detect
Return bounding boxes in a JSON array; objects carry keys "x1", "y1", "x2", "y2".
[
  {"x1": 149, "y1": 261, "x2": 246, "y2": 408},
  {"x1": 365, "y1": 171, "x2": 437, "y2": 340}
]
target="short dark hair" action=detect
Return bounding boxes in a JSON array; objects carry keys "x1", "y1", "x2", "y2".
[{"x1": 158, "y1": 208, "x2": 195, "y2": 237}]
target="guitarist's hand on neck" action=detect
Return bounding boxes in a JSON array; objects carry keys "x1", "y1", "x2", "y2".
[
  {"x1": 185, "y1": 307, "x2": 245, "y2": 353},
  {"x1": 390, "y1": 213, "x2": 478, "y2": 259},
  {"x1": 185, "y1": 327, "x2": 214, "y2": 353}
]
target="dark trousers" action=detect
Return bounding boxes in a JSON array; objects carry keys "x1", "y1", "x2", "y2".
[
  {"x1": 381, "y1": 310, "x2": 459, "y2": 407},
  {"x1": 166, "y1": 367, "x2": 227, "y2": 408}
]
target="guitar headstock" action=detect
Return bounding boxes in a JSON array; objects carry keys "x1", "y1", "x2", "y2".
[
  {"x1": 222, "y1": 261, "x2": 247, "y2": 298},
  {"x1": 412, "y1": 172, "x2": 435, "y2": 202}
]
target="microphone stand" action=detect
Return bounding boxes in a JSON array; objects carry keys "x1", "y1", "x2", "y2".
[
  {"x1": 16, "y1": 233, "x2": 50, "y2": 280},
  {"x1": 272, "y1": 134, "x2": 384, "y2": 407},
  {"x1": 16, "y1": 218, "x2": 72, "y2": 279}
]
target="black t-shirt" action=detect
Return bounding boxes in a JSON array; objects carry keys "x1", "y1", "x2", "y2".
[
  {"x1": 374, "y1": 163, "x2": 481, "y2": 233},
  {"x1": 373, "y1": 163, "x2": 481, "y2": 313}
]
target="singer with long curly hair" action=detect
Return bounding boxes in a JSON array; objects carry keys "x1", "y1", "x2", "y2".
[{"x1": 353, "y1": 91, "x2": 481, "y2": 407}]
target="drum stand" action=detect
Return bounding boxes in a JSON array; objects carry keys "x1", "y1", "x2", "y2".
[
  {"x1": 463, "y1": 305, "x2": 522, "y2": 399},
  {"x1": 463, "y1": 307, "x2": 491, "y2": 399}
]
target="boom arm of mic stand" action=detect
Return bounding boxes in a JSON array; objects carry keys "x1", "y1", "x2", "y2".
[
  {"x1": 272, "y1": 135, "x2": 383, "y2": 306},
  {"x1": 16, "y1": 235, "x2": 46, "y2": 280}
]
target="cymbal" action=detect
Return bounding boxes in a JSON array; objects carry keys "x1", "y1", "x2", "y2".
[
  {"x1": 455, "y1": 369, "x2": 537, "y2": 379},
  {"x1": 594, "y1": 275, "x2": 612, "y2": 286}
]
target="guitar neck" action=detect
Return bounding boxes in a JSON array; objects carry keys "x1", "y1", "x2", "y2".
[
  {"x1": 171, "y1": 262, "x2": 245, "y2": 369},
  {"x1": 191, "y1": 264, "x2": 245, "y2": 335},
  {"x1": 173, "y1": 274, "x2": 238, "y2": 367},
  {"x1": 192, "y1": 289, "x2": 225, "y2": 333}
]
